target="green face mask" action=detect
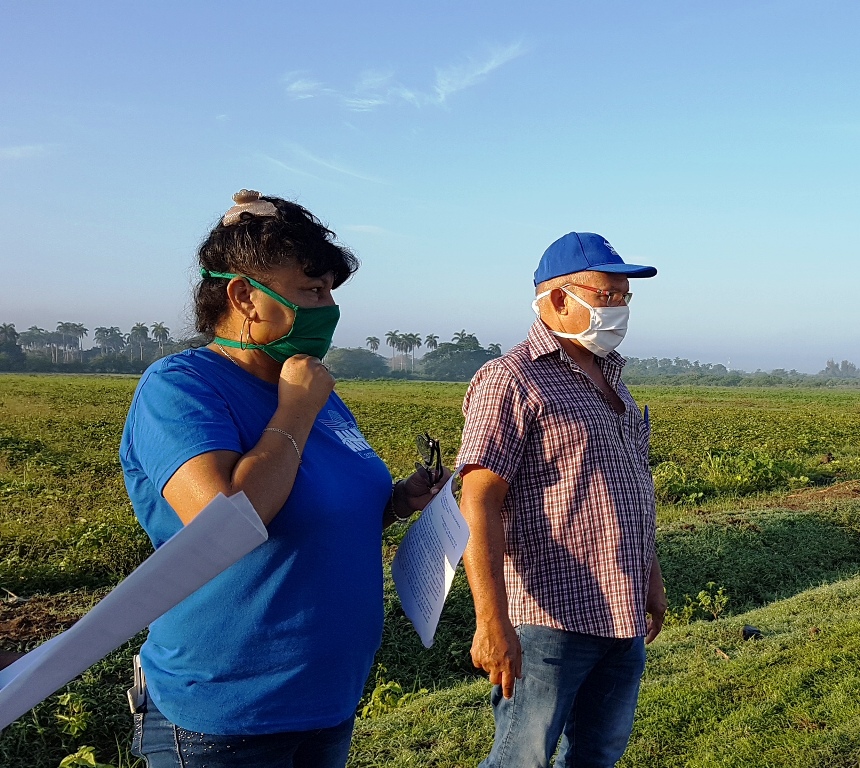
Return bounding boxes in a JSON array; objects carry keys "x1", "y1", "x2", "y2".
[{"x1": 202, "y1": 270, "x2": 340, "y2": 363}]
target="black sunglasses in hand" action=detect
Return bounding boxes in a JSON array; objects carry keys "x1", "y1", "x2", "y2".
[{"x1": 416, "y1": 432, "x2": 442, "y2": 485}]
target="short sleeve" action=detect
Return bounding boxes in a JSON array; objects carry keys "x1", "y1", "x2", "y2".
[
  {"x1": 456, "y1": 361, "x2": 535, "y2": 484},
  {"x1": 122, "y1": 362, "x2": 244, "y2": 495}
]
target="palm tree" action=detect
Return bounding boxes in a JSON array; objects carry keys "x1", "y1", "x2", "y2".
[
  {"x1": 0, "y1": 323, "x2": 18, "y2": 345},
  {"x1": 365, "y1": 336, "x2": 380, "y2": 353},
  {"x1": 95, "y1": 326, "x2": 124, "y2": 355},
  {"x1": 94, "y1": 327, "x2": 111, "y2": 354},
  {"x1": 405, "y1": 333, "x2": 422, "y2": 372},
  {"x1": 398, "y1": 334, "x2": 412, "y2": 371},
  {"x1": 56, "y1": 322, "x2": 76, "y2": 363},
  {"x1": 70, "y1": 323, "x2": 88, "y2": 362},
  {"x1": 129, "y1": 323, "x2": 150, "y2": 361},
  {"x1": 424, "y1": 334, "x2": 439, "y2": 352},
  {"x1": 93, "y1": 325, "x2": 125, "y2": 355},
  {"x1": 452, "y1": 329, "x2": 479, "y2": 349},
  {"x1": 47, "y1": 330, "x2": 63, "y2": 363},
  {"x1": 385, "y1": 330, "x2": 400, "y2": 367},
  {"x1": 108, "y1": 327, "x2": 124, "y2": 354},
  {"x1": 487, "y1": 343, "x2": 502, "y2": 356},
  {"x1": 19, "y1": 326, "x2": 48, "y2": 352},
  {"x1": 151, "y1": 322, "x2": 171, "y2": 356}
]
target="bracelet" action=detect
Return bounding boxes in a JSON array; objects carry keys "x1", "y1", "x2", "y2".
[
  {"x1": 263, "y1": 428, "x2": 302, "y2": 464},
  {"x1": 387, "y1": 481, "x2": 413, "y2": 523}
]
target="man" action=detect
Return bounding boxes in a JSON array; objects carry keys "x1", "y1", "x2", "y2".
[{"x1": 457, "y1": 232, "x2": 667, "y2": 768}]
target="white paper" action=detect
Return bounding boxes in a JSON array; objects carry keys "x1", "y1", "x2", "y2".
[
  {"x1": 0, "y1": 492, "x2": 268, "y2": 731},
  {"x1": 391, "y1": 473, "x2": 470, "y2": 648}
]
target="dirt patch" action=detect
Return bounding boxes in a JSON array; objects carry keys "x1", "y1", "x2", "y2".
[
  {"x1": 0, "y1": 594, "x2": 84, "y2": 649},
  {"x1": 780, "y1": 480, "x2": 860, "y2": 510}
]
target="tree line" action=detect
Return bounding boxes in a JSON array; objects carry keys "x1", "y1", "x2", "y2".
[
  {"x1": 1, "y1": 321, "x2": 857, "y2": 385},
  {"x1": 0, "y1": 322, "x2": 183, "y2": 373},
  {"x1": 363, "y1": 331, "x2": 502, "y2": 371},
  {"x1": 0, "y1": 322, "x2": 505, "y2": 380},
  {"x1": 622, "y1": 356, "x2": 860, "y2": 387},
  {"x1": 329, "y1": 330, "x2": 502, "y2": 381}
]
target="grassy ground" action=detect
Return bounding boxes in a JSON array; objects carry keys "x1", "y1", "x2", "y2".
[
  {"x1": 350, "y1": 569, "x2": 860, "y2": 767},
  {"x1": 1, "y1": 375, "x2": 859, "y2": 767}
]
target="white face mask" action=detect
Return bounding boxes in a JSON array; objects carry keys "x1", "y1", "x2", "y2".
[{"x1": 532, "y1": 287, "x2": 629, "y2": 358}]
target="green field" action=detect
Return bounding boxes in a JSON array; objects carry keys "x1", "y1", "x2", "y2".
[{"x1": 1, "y1": 375, "x2": 860, "y2": 767}]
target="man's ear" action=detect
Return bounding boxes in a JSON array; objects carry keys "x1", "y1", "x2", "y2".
[{"x1": 550, "y1": 287, "x2": 568, "y2": 315}]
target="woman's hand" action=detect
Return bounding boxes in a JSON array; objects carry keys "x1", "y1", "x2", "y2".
[
  {"x1": 401, "y1": 465, "x2": 454, "y2": 514},
  {"x1": 277, "y1": 354, "x2": 334, "y2": 415},
  {"x1": 164, "y1": 355, "x2": 334, "y2": 528}
]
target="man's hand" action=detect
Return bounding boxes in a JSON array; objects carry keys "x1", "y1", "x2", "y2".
[
  {"x1": 645, "y1": 556, "x2": 667, "y2": 644},
  {"x1": 471, "y1": 619, "x2": 522, "y2": 699},
  {"x1": 459, "y1": 466, "x2": 518, "y2": 695}
]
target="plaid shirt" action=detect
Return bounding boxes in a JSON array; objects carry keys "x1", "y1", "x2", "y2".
[{"x1": 457, "y1": 320, "x2": 656, "y2": 638}]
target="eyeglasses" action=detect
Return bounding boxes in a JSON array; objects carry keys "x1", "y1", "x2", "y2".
[
  {"x1": 565, "y1": 283, "x2": 633, "y2": 307},
  {"x1": 416, "y1": 432, "x2": 442, "y2": 485}
]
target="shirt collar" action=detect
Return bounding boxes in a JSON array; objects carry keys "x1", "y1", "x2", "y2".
[{"x1": 527, "y1": 318, "x2": 626, "y2": 385}]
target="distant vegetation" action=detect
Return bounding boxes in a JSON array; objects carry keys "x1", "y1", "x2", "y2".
[
  {"x1": 1, "y1": 321, "x2": 858, "y2": 386},
  {"x1": 0, "y1": 321, "x2": 194, "y2": 374},
  {"x1": 623, "y1": 356, "x2": 860, "y2": 387},
  {"x1": 0, "y1": 322, "x2": 504, "y2": 381}
]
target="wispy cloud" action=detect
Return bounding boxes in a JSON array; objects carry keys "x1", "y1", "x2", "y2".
[
  {"x1": 0, "y1": 143, "x2": 54, "y2": 160},
  {"x1": 288, "y1": 143, "x2": 391, "y2": 185},
  {"x1": 283, "y1": 72, "x2": 331, "y2": 100},
  {"x1": 283, "y1": 42, "x2": 527, "y2": 113},
  {"x1": 260, "y1": 153, "x2": 326, "y2": 182},
  {"x1": 433, "y1": 42, "x2": 526, "y2": 103},
  {"x1": 261, "y1": 145, "x2": 390, "y2": 186}
]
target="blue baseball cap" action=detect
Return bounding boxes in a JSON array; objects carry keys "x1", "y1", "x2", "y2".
[{"x1": 533, "y1": 232, "x2": 657, "y2": 286}]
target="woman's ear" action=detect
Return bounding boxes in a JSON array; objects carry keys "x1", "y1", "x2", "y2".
[{"x1": 226, "y1": 277, "x2": 257, "y2": 319}]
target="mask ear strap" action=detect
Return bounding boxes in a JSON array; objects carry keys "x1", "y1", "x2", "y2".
[
  {"x1": 561, "y1": 286, "x2": 595, "y2": 314},
  {"x1": 243, "y1": 276, "x2": 300, "y2": 310},
  {"x1": 531, "y1": 289, "x2": 552, "y2": 317}
]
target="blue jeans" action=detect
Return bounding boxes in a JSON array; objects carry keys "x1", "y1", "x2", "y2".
[
  {"x1": 131, "y1": 693, "x2": 355, "y2": 768},
  {"x1": 480, "y1": 625, "x2": 646, "y2": 768}
]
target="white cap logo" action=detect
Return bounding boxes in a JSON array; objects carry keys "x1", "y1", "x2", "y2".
[{"x1": 604, "y1": 240, "x2": 619, "y2": 256}]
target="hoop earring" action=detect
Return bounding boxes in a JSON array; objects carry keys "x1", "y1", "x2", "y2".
[{"x1": 240, "y1": 316, "x2": 251, "y2": 350}]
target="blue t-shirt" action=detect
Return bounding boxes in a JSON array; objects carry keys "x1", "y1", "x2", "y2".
[{"x1": 120, "y1": 348, "x2": 392, "y2": 734}]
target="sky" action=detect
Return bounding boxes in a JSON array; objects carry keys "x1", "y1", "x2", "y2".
[{"x1": 1, "y1": 0, "x2": 858, "y2": 373}]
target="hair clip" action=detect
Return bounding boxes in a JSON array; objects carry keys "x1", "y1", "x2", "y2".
[{"x1": 221, "y1": 189, "x2": 278, "y2": 226}]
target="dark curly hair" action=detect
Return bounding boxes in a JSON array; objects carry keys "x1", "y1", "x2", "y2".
[{"x1": 194, "y1": 196, "x2": 359, "y2": 336}]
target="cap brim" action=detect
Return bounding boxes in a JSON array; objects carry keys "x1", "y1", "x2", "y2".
[{"x1": 587, "y1": 262, "x2": 657, "y2": 278}]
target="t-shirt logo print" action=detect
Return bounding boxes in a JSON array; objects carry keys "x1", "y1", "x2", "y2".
[{"x1": 320, "y1": 410, "x2": 377, "y2": 459}]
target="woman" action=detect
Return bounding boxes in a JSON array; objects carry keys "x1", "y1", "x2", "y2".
[{"x1": 120, "y1": 190, "x2": 443, "y2": 767}]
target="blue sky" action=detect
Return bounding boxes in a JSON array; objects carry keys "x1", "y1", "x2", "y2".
[{"x1": 1, "y1": 0, "x2": 858, "y2": 372}]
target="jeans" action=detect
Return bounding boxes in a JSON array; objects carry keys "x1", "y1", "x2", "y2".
[
  {"x1": 131, "y1": 693, "x2": 355, "y2": 768},
  {"x1": 480, "y1": 625, "x2": 646, "y2": 768}
]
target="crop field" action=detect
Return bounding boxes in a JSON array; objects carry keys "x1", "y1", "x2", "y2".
[{"x1": 1, "y1": 375, "x2": 860, "y2": 767}]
